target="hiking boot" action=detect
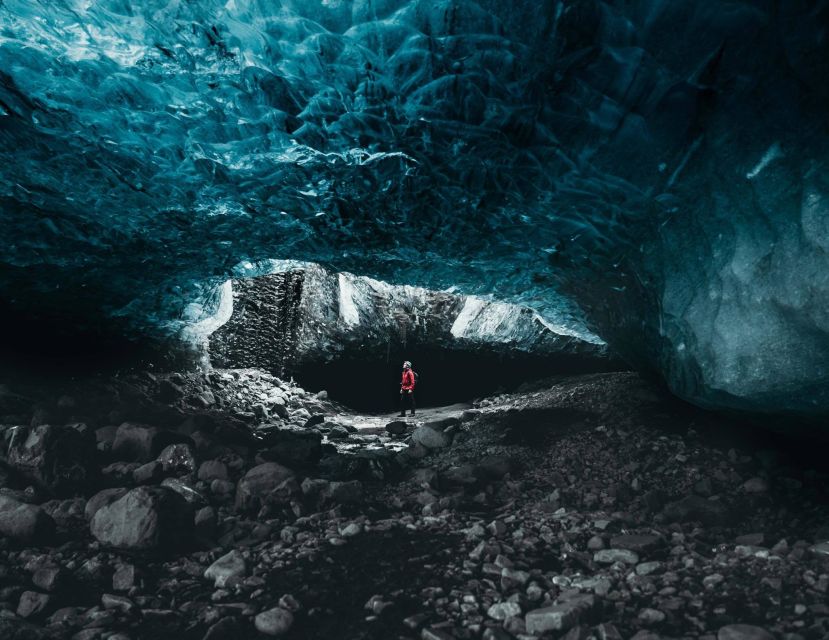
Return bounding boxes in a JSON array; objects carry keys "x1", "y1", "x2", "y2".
[
  {"x1": 398, "y1": 412, "x2": 406, "y2": 417},
  {"x1": 410, "y1": 411, "x2": 416, "y2": 416}
]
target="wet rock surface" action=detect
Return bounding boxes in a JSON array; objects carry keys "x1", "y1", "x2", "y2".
[{"x1": 0, "y1": 369, "x2": 827, "y2": 639}]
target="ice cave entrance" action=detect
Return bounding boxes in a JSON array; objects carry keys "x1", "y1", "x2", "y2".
[{"x1": 194, "y1": 263, "x2": 620, "y2": 412}]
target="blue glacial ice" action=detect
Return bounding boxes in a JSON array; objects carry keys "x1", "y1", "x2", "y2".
[{"x1": 1, "y1": 0, "x2": 829, "y2": 414}]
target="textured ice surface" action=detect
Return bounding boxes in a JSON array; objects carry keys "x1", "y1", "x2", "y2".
[
  {"x1": 207, "y1": 263, "x2": 606, "y2": 375},
  {"x1": 1, "y1": 1, "x2": 829, "y2": 413}
]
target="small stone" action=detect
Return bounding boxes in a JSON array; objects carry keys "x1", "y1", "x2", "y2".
[
  {"x1": 133, "y1": 460, "x2": 164, "y2": 484},
  {"x1": 717, "y1": 624, "x2": 775, "y2": 640},
  {"x1": 205, "y1": 550, "x2": 247, "y2": 588},
  {"x1": 17, "y1": 591, "x2": 52, "y2": 618},
  {"x1": 638, "y1": 608, "x2": 666, "y2": 625},
  {"x1": 198, "y1": 460, "x2": 229, "y2": 482},
  {"x1": 594, "y1": 548, "x2": 639, "y2": 564},
  {"x1": 525, "y1": 594, "x2": 595, "y2": 634},
  {"x1": 609, "y1": 534, "x2": 661, "y2": 553},
  {"x1": 735, "y1": 533, "x2": 765, "y2": 546},
  {"x1": 587, "y1": 535, "x2": 605, "y2": 550},
  {"x1": 254, "y1": 607, "x2": 294, "y2": 636},
  {"x1": 488, "y1": 601, "x2": 521, "y2": 620},
  {"x1": 278, "y1": 594, "x2": 301, "y2": 612},
  {"x1": 112, "y1": 564, "x2": 137, "y2": 592},
  {"x1": 157, "y1": 443, "x2": 197, "y2": 476},
  {"x1": 32, "y1": 566, "x2": 64, "y2": 592},
  {"x1": 385, "y1": 421, "x2": 408, "y2": 435},
  {"x1": 235, "y1": 462, "x2": 296, "y2": 513},
  {"x1": 327, "y1": 424, "x2": 351, "y2": 440},
  {"x1": 636, "y1": 561, "x2": 664, "y2": 576},
  {"x1": 102, "y1": 593, "x2": 136, "y2": 614},
  {"x1": 741, "y1": 478, "x2": 769, "y2": 493}
]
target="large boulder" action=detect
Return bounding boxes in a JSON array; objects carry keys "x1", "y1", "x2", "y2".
[
  {"x1": 7, "y1": 424, "x2": 96, "y2": 495},
  {"x1": 235, "y1": 462, "x2": 296, "y2": 513},
  {"x1": 90, "y1": 486, "x2": 193, "y2": 551},
  {"x1": 0, "y1": 495, "x2": 55, "y2": 543}
]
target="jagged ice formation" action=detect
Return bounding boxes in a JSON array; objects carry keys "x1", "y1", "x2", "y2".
[{"x1": 1, "y1": 1, "x2": 829, "y2": 414}]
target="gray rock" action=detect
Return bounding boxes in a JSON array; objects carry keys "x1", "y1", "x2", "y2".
[
  {"x1": 422, "y1": 417, "x2": 460, "y2": 431},
  {"x1": 17, "y1": 591, "x2": 51, "y2": 618},
  {"x1": 90, "y1": 486, "x2": 193, "y2": 551},
  {"x1": 327, "y1": 425, "x2": 351, "y2": 440},
  {"x1": 594, "y1": 548, "x2": 639, "y2": 564},
  {"x1": 411, "y1": 425, "x2": 451, "y2": 449},
  {"x1": 810, "y1": 541, "x2": 829, "y2": 557},
  {"x1": 204, "y1": 549, "x2": 247, "y2": 587},
  {"x1": 254, "y1": 607, "x2": 293, "y2": 636},
  {"x1": 31, "y1": 566, "x2": 65, "y2": 592},
  {"x1": 717, "y1": 624, "x2": 775, "y2": 640},
  {"x1": 635, "y1": 561, "x2": 664, "y2": 576},
  {"x1": 525, "y1": 594, "x2": 596, "y2": 634},
  {"x1": 102, "y1": 593, "x2": 136, "y2": 614},
  {"x1": 0, "y1": 495, "x2": 55, "y2": 543},
  {"x1": 638, "y1": 608, "x2": 666, "y2": 625},
  {"x1": 7, "y1": 424, "x2": 96, "y2": 494},
  {"x1": 385, "y1": 420, "x2": 408, "y2": 435},
  {"x1": 197, "y1": 460, "x2": 228, "y2": 482},
  {"x1": 112, "y1": 564, "x2": 138, "y2": 592},
  {"x1": 156, "y1": 443, "x2": 197, "y2": 476},
  {"x1": 40, "y1": 497, "x2": 85, "y2": 530},
  {"x1": 487, "y1": 601, "x2": 521, "y2": 620},
  {"x1": 85, "y1": 488, "x2": 129, "y2": 521},
  {"x1": 194, "y1": 505, "x2": 217, "y2": 541},
  {"x1": 160, "y1": 477, "x2": 208, "y2": 507},
  {"x1": 741, "y1": 477, "x2": 769, "y2": 493},
  {"x1": 609, "y1": 534, "x2": 661, "y2": 553},
  {"x1": 133, "y1": 460, "x2": 163, "y2": 485},
  {"x1": 235, "y1": 462, "x2": 296, "y2": 513},
  {"x1": 202, "y1": 617, "x2": 243, "y2": 640}
]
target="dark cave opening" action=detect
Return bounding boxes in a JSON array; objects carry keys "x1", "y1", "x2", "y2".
[{"x1": 293, "y1": 345, "x2": 625, "y2": 413}]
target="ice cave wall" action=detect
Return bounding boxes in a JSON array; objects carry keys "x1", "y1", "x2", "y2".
[
  {"x1": 1, "y1": 1, "x2": 829, "y2": 414},
  {"x1": 207, "y1": 263, "x2": 607, "y2": 373}
]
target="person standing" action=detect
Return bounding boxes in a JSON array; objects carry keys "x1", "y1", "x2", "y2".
[{"x1": 398, "y1": 360, "x2": 416, "y2": 417}]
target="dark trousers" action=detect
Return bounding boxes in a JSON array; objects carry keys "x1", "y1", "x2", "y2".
[{"x1": 399, "y1": 390, "x2": 415, "y2": 415}]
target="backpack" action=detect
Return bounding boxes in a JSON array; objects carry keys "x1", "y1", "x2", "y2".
[{"x1": 413, "y1": 371, "x2": 420, "y2": 385}]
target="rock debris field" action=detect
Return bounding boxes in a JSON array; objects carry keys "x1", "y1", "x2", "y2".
[{"x1": 0, "y1": 369, "x2": 827, "y2": 640}]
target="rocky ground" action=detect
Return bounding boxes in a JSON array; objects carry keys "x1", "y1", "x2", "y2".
[{"x1": 0, "y1": 368, "x2": 828, "y2": 640}]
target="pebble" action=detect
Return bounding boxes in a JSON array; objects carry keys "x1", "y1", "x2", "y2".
[
  {"x1": 487, "y1": 601, "x2": 522, "y2": 620},
  {"x1": 594, "y1": 548, "x2": 640, "y2": 564},
  {"x1": 204, "y1": 549, "x2": 248, "y2": 588}
]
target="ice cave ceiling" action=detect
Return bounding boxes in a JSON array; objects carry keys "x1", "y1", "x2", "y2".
[{"x1": 1, "y1": 0, "x2": 829, "y2": 415}]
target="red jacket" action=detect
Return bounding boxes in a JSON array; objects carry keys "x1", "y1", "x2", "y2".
[{"x1": 401, "y1": 369, "x2": 415, "y2": 391}]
